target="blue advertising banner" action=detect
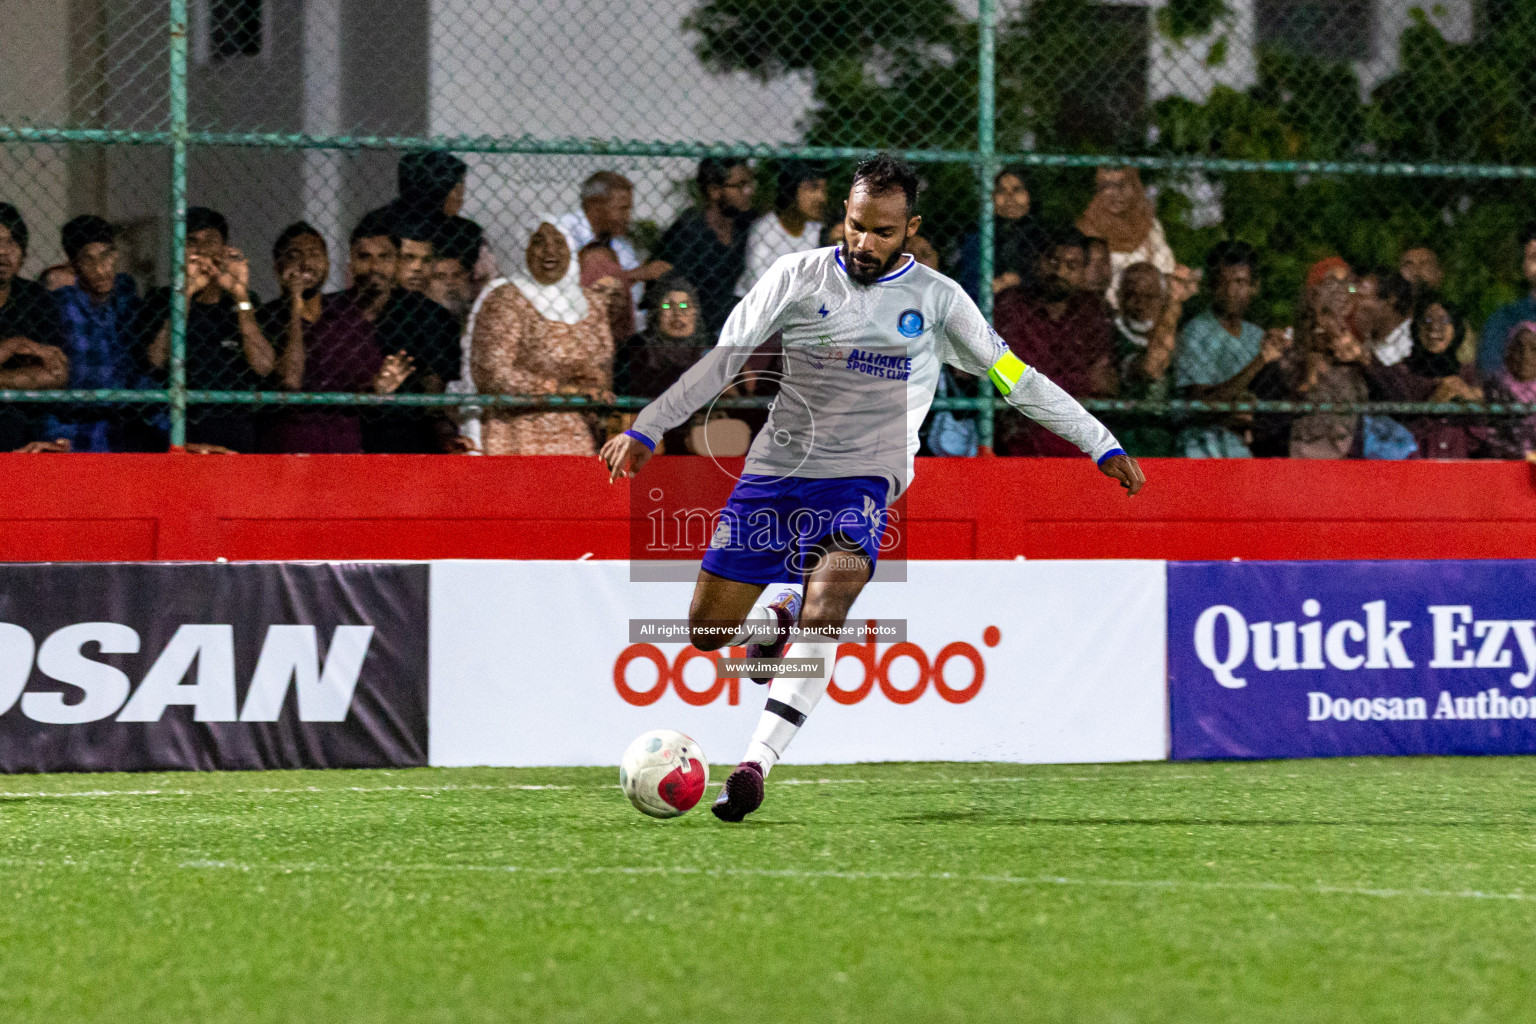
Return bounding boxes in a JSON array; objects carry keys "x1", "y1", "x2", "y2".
[{"x1": 1168, "y1": 560, "x2": 1536, "y2": 760}]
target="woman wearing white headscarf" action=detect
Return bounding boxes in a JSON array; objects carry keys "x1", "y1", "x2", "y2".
[{"x1": 470, "y1": 216, "x2": 614, "y2": 455}]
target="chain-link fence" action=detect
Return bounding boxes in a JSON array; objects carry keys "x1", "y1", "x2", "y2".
[{"x1": 3, "y1": 0, "x2": 1536, "y2": 458}]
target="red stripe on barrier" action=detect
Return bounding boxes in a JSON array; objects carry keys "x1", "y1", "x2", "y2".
[{"x1": 0, "y1": 453, "x2": 1531, "y2": 562}]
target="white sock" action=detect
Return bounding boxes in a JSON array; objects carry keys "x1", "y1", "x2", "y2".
[
  {"x1": 743, "y1": 640, "x2": 835, "y2": 777},
  {"x1": 724, "y1": 601, "x2": 776, "y2": 647}
]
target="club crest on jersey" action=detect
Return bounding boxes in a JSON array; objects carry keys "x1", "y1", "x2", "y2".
[{"x1": 897, "y1": 309, "x2": 925, "y2": 338}]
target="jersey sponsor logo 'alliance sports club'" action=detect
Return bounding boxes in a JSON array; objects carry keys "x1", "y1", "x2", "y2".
[
  {"x1": 804, "y1": 335, "x2": 913, "y2": 380},
  {"x1": 844, "y1": 348, "x2": 912, "y2": 381}
]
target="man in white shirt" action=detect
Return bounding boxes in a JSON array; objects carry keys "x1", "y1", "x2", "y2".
[
  {"x1": 736, "y1": 161, "x2": 828, "y2": 296},
  {"x1": 557, "y1": 171, "x2": 670, "y2": 330},
  {"x1": 601, "y1": 155, "x2": 1144, "y2": 824}
]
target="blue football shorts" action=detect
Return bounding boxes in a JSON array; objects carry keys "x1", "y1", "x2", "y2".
[{"x1": 699, "y1": 474, "x2": 891, "y2": 586}]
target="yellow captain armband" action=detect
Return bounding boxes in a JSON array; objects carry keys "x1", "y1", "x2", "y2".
[{"x1": 987, "y1": 350, "x2": 1028, "y2": 396}]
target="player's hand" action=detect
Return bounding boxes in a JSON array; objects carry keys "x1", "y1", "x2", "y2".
[
  {"x1": 1099, "y1": 453, "x2": 1145, "y2": 496},
  {"x1": 13, "y1": 438, "x2": 70, "y2": 454},
  {"x1": 219, "y1": 246, "x2": 251, "y2": 300},
  {"x1": 373, "y1": 350, "x2": 415, "y2": 394},
  {"x1": 600, "y1": 431, "x2": 653, "y2": 483},
  {"x1": 1260, "y1": 327, "x2": 1291, "y2": 365},
  {"x1": 184, "y1": 253, "x2": 215, "y2": 297}
]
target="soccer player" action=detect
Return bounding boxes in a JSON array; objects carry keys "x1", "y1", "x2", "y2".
[{"x1": 599, "y1": 155, "x2": 1144, "y2": 823}]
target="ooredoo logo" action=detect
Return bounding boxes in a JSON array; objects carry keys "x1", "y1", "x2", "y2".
[{"x1": 613, "y1": 623, "x2": 1001, "y2": 707}]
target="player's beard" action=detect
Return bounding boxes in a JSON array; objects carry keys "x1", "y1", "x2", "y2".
[{"x1": 841, "y1": 241, "x2": 905, "y2": 287}]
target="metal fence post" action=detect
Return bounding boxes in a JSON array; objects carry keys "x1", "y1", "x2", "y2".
[
  {"x1": 167, "y1": 0, "x2": 189, "y2": 449},
  {"x1": 975, "y1": 0, "x2": 997, "y2": 452}
]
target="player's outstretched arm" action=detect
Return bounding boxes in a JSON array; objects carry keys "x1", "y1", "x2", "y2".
[
  {"x1": 619, "y1": 255, "x2": 801, "y2": 466},
  {"x1": 937, "y1": 288, "x2": 1144, "y2": 495},
  {"x1": 1098, "y1": 452, "x2": 1145, "y2": 496},
  {"x1": 600, "y1": 431, "x2": 654, "y2": 482}
]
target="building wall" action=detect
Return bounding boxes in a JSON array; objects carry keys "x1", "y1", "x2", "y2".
[
  {"x1": 0, "y1": 0, "x2": 78, "y2": 273},
  {"x1": 1143, "y1": 0, "x2": 1475, "y2": 107},
  {"x1": 427, "y1": 0, "x2": 816, "y2": 263},
  {"x1": 0, "y1": 0, "x2": 1486, "y2": 290}
]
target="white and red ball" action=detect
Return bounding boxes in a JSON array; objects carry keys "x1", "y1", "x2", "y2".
[{"x1": 620, "y1": 729, "x2": 710, "y2": 818}]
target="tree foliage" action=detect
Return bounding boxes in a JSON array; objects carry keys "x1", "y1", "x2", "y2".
[{"x1": 685, "y1": 0, "x2": 1536, "y2": 323}]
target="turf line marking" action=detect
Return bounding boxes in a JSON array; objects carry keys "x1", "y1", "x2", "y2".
[
  {"x1": 171, "y1": 860, "x2": 1532, "y2": 903},
  {"x1": 0, "y1": 776, "x2": 1195, "y2": 801},
  {"x1": 0, "y1": 783, "x2": 571, "y2": 801}
]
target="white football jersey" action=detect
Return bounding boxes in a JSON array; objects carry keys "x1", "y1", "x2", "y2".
[{"x1": 628, "y1": 246, "x2": 1119, "y2": 498}]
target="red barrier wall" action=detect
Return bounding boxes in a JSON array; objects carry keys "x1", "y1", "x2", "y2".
[{"x1": 0, "y1": 453, "x2": 1532, "y2": 562}]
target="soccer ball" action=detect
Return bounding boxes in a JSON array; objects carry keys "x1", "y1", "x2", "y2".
[{"x1": 620, "y1": 730, "x2": 710, "y2": 818}]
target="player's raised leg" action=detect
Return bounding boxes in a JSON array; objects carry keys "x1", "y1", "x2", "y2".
[
  {"x1": 712, "y1": 536, "x2": 870, "y2": 822},
  {"x1": 687, "y1": 568, "x2": 802, "y2": 658}
]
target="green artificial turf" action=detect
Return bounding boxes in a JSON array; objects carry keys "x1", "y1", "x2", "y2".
[{"x1": 0, "y1": 758, "x2": 1532, "y2": 1023}]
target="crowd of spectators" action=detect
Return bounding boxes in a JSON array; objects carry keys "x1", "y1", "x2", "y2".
[
  {"x1": 1, "y1": 155, "x2": 1535, "y2": 459},
  {"x1": 959, "y1": 164, "x2": 1536, "y2": 462}
]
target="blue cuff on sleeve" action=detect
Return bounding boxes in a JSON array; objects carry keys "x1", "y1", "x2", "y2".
[
  {"x1": 1096, "y1": 447, "x2": 1126, "y2": 467},
  {"x1": 623, "y1": 429, "x2": 657, "y2": 452}
]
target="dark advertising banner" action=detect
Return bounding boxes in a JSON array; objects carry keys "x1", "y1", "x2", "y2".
[
  {"x1": 0, "y1": 563, "x2": 428, "y2": 772},
  {"x1": 1169, "y1": 560, "x2": 1536, "y2": 760}
]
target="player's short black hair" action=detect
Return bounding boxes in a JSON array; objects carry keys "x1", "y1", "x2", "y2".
[
  {"x1": 394, "y1": 211, "x2": 440, "y2": 248},
  {"x1": 186, "y1": 206, "x2": 229, "y2": 241},
  {"x1": 1379, "y1": 271, "x2": 1416, "y2": 316},
  {"x1": 61, "y1": 215, "x2": 114, "y2": 262},
  {"x1": 350, "y1": 209, "x2": 399, "y2": 248},
  {"x1": 398, "y1": 151, "x2": 467, "y2": 207},
  {"x1": 434, "y1": 215, "x2": 484, "y2": 273},
  {"x1": 698, "y1": 157, "x2": 748, "y2": 193},
  {"x1": 0, "y1": 202, "x2": 28, "y2": 255},
  {"x1": 1205, "y1": 240, "x2": 1258, "y2": 286},
  {"x1": 774, "y1": 160, "x2": 826, "y2": 212},
  {"x1": 851, "y1": 154, "x2": 920, "y2": 213},
  {"x1": 272, "y1": 221, "x2": 324, "y2": 262},
  {"x1": 995, "y1": 164, "x2": 1030, "y2": 187},
  {"x1": 1040, "y1": 222, "x2": 1089, "y2": 258}
]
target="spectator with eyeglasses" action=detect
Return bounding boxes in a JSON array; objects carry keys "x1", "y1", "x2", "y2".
[
  {"x1": 655, "y1": 158, "x2": 755, "y2": 336},
  {"x1": 623, "y1": 274, "x2": 709, "y2": 395},
  {"x1": 615, "y1": 274, "x2": 712, "y2": 454},
  {"x1": 1366, "y1": 292, "x2": 1484, "y2": 459}
]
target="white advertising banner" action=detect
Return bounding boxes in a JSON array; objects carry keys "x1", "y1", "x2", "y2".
[{"x1": 428, "y1": 560, "x2": 1168, "y2": 766}]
